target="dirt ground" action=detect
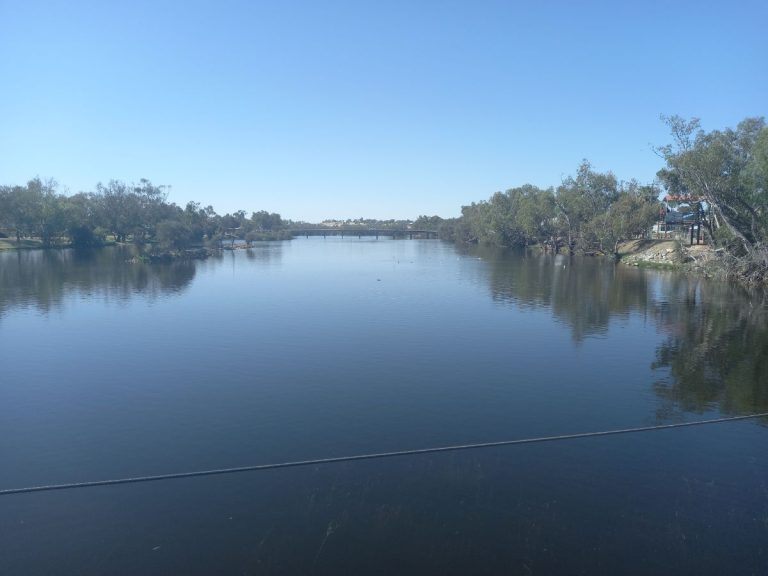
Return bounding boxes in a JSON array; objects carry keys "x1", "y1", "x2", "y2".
[
  {"x1": 616, "y1": 238, "x2": 717, "y2": 269},
  {"x1": 616, "y1": 239, "x2": 678, "y2": 257}
]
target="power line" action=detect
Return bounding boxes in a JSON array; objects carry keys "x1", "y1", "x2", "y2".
[{"x1": 2, "y1": 412, "x2": 766, "y2": 497}]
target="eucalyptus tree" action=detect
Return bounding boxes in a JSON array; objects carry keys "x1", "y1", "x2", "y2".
[
  {"x1": 64, "y1": 192, "x2": 105, "y2": 247},
  {"x1": 0, "y1": 184, "x2": 35, "y2": 241},
  {"x1": 29, "y1": 178, "x2": 69, "y2": 247},
  {"x1": 0, "y1": 178, "x2": 67, "y2": 245},
  {"x1": 656, "y1": 115, "x2": 768, "y2": 280},
  {"x1": 513, "y1": 185, "x2": 556, "y2": 246},
  {"x1": 156, "y1": 219, "x2": 195, "y2": 251},
  {"x1": 95, "y1": 180, "x2": 137, "y2": 242},
  {"x1": 0, "y1": 185, "x2": 20, "y2": 240},
  {"x1": 129, "y1": 179, "x2": 170, "y2": 243},
  {"x1": 92, "y1": 178, "x2": 168, "y2": 243},
  {"x1": 554, "y1": 161, "x2": 618, "y2": 253},
  {"x1": 605, "y1": 182, "x2": 660, "y2": 254},
  {"x1": 656, "y1": 116, "x2": 768, "y2": 250},
  {"x1": 251, "y1": 210, "x2": 282, "y2": 231},
  {"x1": 413, "y1": 215, "x2": 443, "y2": 231}
]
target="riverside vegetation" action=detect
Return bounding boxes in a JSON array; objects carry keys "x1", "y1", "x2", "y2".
[
  {"x1": 2, "y1": 116, "x2": 767, "y2": 282},
  {"x1": 0, "y1": 178, "x2": 290, "y2": 257},
  {"x1": 435, "y1": 116, "x2": 768, "y2": 284}
]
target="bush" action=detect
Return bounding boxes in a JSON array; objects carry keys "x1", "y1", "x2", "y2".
[
  {"x1": 68, "y1": 225, "x2": 103, "y2": 247},
  {"x1": 156, "y1": 220, "x2": 194, "y2": 251}
]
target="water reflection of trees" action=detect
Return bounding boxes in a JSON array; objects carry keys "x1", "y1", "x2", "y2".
[
  {"x1": 244, "y1": 243, "x2": 283, "y2": 264},
  {"x1": 651, "y1": 279, "x2": 768, "y2": 416},
  {"x1": 469, "y1": 245, "x2": 653, "y2": 342},
  {"x1": 0, "y1": 246, "x2": 195, "y2": 316},
  {"x1": 470, "y1": 245, "x2": 768, "y2": 416}
]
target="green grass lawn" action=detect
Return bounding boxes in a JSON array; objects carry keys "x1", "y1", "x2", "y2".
[
  {"x1": 0, "y1": 237, "x2": 121, "y2": 250},
  {"x1": 0, "y1": 238, "x2": 44, "y2": 250}
]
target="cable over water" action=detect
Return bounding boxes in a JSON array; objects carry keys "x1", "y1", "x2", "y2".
[{"x1": 2, "y1": 412, "x2": 766, "y2": 496}]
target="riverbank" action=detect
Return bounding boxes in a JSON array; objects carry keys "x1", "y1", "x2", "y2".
[
  {"x1": 0, "y1": 238, "x2": 120, "y2": 251},
  {"x1": 0, "y1": 237, "x2": 285, "y2": 255},
  {"x1": 0, "y1": 238, "x2": 44, "y2": 250},
  {"x1": 617, "y1": 239, "x2": 682, "y2": 269},
  {"x1": 617, "y1": 239, "x2": 727, "y2": 279}
]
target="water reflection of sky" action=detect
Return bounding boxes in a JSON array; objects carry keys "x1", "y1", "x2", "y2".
[{"x1": 1, "y1": 240, "x2": 767, "y2": 575}]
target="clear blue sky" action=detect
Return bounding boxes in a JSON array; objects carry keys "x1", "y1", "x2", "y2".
[{"x1": 1, "y1": 0, "x2": 765, "y2": 221}]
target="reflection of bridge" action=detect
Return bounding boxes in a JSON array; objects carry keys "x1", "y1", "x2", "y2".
[{"x1": 290, "y1": 229, "x2": 438, "y2": 239}]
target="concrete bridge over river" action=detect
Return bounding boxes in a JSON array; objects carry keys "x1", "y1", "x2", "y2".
[{"x1": 290, "y1": 228, "x2": 439, "y2": 239}]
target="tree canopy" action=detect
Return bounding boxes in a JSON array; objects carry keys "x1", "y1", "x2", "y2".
[
  {"x1": 0, "y1": 178, "x2": 290, "y2": 252},
  {"x1": 656, "y1": 115, "x2": 768, "y2": 280},
  {"x1": 447, "y1": 161, "x2": 659, "y2": 255}
]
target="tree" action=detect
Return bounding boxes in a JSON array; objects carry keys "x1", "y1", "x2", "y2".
[
  {"x1": 514, "y1": 185, "x2": 556, "y2": 246},
  {"x1": 657, "y1": 115, "x2": 768, "y2": 280},
  {"x1": 251, "y1": 210, "x2": 282, "y2": 231},
  {"x1": 452, "y1": 185, "x2": 555, "y2": 248},
  {"x1": 555, "y1": 161, "x2": 618, "y2": 253},
  {"x1": 28, "y1": 178, "x2": 68, "y2": 247},
  {"x1": 156, "y1": 219, "x2": 194, "y2": 252},
  {"x1": 130, "y1": 179, "x2": 169, "y2": 243},
  {"x1": 0, "y1": 179, "x2": 68, "y2": 246},
  {"x1": 96, "y1": 180, "x2": 137, "y2": 242},
  {"x1": 605, "y1": 183, "x2": 660, "y2": 254},
  {"x1": 656, "y1": 116, "x2": 767, "y2": 251},
  {"x1": 93, "y1": 178, "x2": 169, "y2": 243},
  {"x1": 413, "y1": 215, "x2": 443, "y2": 231},
  {"x1": 0, "y1": 185, "x2": 23, "y2": 241},
  {"x1": 0, "y1": 184, "x2": 34, "y2": 241}
]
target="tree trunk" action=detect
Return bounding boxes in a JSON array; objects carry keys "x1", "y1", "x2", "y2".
[{"x1": 711, "y1": 202, "x2": 753, "y2": 255}]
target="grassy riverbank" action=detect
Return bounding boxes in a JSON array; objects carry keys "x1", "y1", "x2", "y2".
[
  {"x1": 0, "y1": 238, "x2": 121, "y2": 251},
  {"x1": 0, "y1": 238, "x2": 44, "y2": 250}
]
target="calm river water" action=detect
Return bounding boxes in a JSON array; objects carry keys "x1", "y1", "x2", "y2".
[{"x1": 1, "y1": 239, "x2": 767, "y2": 575}]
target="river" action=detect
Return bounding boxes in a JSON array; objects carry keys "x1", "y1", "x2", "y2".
[{"x1": 1, "y1": 239, "x2": 766, "y2": 575}]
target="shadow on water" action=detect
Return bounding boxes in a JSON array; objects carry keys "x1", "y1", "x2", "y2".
[{"x1": 0, "y1": 246, "x2": 196, "y2": 316}]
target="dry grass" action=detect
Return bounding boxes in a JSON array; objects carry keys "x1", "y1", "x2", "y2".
[{"x1": 616, "y1": 239, "x2": 679, "y2": 257}]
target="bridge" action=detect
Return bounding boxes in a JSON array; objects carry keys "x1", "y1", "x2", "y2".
[{"x1": 289, "y1": 228, "x2": 439, "y2": 239}]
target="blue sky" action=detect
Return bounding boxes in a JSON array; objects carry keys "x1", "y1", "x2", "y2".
[{"x1": 1, "y1": 0, "x2": 765, "y2": 221}]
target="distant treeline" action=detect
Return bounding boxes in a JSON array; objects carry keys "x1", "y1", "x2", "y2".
[
  {"x1": 3, "y1": 116, "x2": 766, "y2": 278},
  {"x1": 0, "y1": 179, "x2": 290, "y2": 251},
  {"x1": 0, "y1": 177, "x2": 441, "y2": 252}
]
